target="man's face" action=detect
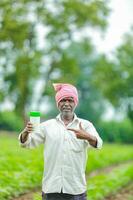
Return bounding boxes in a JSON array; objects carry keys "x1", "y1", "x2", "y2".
[{"x1": 58, "y1": 97, "x2": 76, "y2": 115}]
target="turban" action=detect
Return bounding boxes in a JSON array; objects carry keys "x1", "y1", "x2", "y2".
[{"x1": 53, "y1": 83, "x2": 78, "y2": 106}]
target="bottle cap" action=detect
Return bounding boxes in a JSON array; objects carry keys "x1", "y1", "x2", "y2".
[{"x1": 29, "y1": 111, "x2": 40, "y2": 117}]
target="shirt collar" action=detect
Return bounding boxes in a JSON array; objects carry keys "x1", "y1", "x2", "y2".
[{"x1": 56, "y1": 113, "x2": 79, "y2": 123}]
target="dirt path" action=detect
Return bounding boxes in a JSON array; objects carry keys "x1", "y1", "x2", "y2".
[
  {"x1": 105, "y1": 182, "x2": 133, "y2": 200},
  {"x1": 12, "y1": 161, "x2": 133, "y2": 200},
  {"x1": 12, "y1": 188, "x2": 41, "y2": 200},
  {"x1": 86, "y1": 160, "x2": 132, "y2": 178}
]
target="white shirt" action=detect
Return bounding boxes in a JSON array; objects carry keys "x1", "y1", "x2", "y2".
[{"x1": 19, "y1": 114, "x2": 103, "y2": 195}]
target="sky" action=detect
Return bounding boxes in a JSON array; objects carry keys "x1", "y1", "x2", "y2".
[
  {"x1": 94, "y1": 0, "x2": 133, "y2": 55},
  {"x1": 37, "y1": 0, "x2": 133, "y2": 57}
]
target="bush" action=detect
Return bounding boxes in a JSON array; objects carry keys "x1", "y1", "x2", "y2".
[
  {"x1": 97, "y1": 119, "x2": 133, "y2": 144},
  {"x1": 0, "y1": 111, "x2": 23, "y2": 132}
]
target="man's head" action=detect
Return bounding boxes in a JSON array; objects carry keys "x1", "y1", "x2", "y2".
[{"x1": 53, "y1": 83, "x2": 78, "y2": 116}]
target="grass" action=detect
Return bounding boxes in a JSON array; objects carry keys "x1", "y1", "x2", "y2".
[
  {"x1": 0, "y1": 134, "x2": 43, "y2": 199},
  {"x1": 86, "y1": 143, "x2": 133, "y2": 173},
  {"x1": 0, "y1": 133, "x2": 133, "y2": 200}
]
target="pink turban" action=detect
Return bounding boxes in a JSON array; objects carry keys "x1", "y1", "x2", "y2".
[{"x1": 53, "y1": 83, "x2": 78, "y2": 106}]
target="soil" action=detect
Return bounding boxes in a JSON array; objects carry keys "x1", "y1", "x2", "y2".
[
  {"x1": 105, "y1": 183, "x2": 133, "y2": 200},
  {"x1": 13, "y1": 192, "x2": 36, "y2": 200},
  {"x1": 12, "y1": 189, "x2": 41, "y2": 200}
]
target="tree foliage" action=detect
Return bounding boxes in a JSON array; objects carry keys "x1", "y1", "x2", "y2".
[
  {"x1": 92, "y1": 28, "x2": 133, "y2": 122},
  {"x1": 0, "y1": 0, "x2": 110, "y2": 117}
]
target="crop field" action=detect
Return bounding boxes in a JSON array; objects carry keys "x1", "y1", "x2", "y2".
[{"x1": 0, "y1": 133, "x2": 133, "y2": 200}]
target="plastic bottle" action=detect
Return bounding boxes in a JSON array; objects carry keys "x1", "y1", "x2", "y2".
[{"x1": 29, "y1": 111, "x2": 40, "y2": 132}]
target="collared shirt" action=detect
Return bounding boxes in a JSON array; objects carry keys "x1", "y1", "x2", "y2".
[{"x1": 19, "y1": 114, "x2": 103, "y2": 195}]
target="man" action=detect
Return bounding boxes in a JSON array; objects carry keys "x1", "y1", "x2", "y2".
[{"x1": 19, "y1": 83, "x2": 103, "y2": 200}]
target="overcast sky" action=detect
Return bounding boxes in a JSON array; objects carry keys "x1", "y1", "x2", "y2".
[
  {"x1": 38, "y1": 0, "x2": 133, "y2": 55},
  {"x1": 94, "y1": 0, "x2": 133, "y2": 54}
]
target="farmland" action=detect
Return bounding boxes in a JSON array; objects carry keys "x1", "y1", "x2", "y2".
[{"x1": 0, "y1": 133, "x2": 133, "y2": 200}]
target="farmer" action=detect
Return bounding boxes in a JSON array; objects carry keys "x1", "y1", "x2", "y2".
[{"x1": 19, "y1": 83, "x2": 103, "y2": 200}]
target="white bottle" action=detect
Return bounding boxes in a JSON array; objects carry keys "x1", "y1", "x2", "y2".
[{"x1": 30, "y1": 111, "x2": 40, "y2": 132}]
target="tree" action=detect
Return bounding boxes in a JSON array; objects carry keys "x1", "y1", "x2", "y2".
[
  {"x1": 92, "y1": 28, "x2": 133, "y2": 122},
  {"x1": 0, "y1": 0, "x2": 110, "y2": 119}
]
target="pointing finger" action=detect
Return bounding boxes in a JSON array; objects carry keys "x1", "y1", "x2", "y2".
[{"x1": 67, "y1": 128, "x2": 78, "y2": 133}]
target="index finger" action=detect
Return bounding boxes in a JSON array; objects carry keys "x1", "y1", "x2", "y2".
[{"x1": 67, "y1": 128, "x2": 78, "y2": 132}]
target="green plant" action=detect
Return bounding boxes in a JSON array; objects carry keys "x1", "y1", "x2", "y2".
[{"x1": 0, "y1": 111, "x2": 23, "y2": 132}]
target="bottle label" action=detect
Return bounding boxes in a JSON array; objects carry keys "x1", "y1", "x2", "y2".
[{"x1": 30, "y1": 116, "x2": 40, "y2": 132}]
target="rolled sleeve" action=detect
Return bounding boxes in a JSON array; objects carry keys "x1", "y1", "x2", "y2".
[
  {"x1": 96, "y1": 136, "x2": 103, "y2": 149},
  {"x1": 85, "y1": 122, "x2": 103, "y2": 149}
]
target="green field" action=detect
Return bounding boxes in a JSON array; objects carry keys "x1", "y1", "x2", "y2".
[{"x1": 0, "y1": 133, "x2": 133, "y2": 200}]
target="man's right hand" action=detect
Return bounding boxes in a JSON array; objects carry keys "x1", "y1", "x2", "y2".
[{"x1": 20, "y1": 122, "x2": 33, "y2": 143}]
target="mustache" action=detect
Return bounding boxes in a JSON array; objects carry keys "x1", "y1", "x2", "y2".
[{"x1": 62, "y1": 106, "x2": 71, "y2": 109}]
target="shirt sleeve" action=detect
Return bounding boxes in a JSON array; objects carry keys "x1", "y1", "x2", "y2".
[
  {"x1": 18, "y1": 123, "x2": 46, "y2": 149},
  {"x1": 85, "y1": 122, "x2": 103, "y2": 149}
]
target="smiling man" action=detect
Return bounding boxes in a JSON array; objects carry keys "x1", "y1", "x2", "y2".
[{"x1": 19, "y1": 83, "x2": 103, "y2": 200}]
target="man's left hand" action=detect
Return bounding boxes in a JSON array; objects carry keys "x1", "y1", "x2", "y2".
[
  {"x1": 67, "y1": 122, "x2": 90, "y2": 140},
  {"x1": 67, "y1": 122, "x2": 97, "y2": 147}
]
